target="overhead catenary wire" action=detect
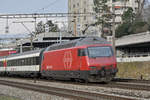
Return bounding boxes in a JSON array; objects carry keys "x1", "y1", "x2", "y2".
[
  {"x1": 35, "y1": 0, "x2": 60, "y2": 13},
  {"x1": 0, "y1": 12, "x2": 120, "y2": 19}
]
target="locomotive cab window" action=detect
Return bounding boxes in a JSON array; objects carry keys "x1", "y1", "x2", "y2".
[
  {"x1": 88, "y1": 46, "x2": 113, "y2": 58},
  {"x1": 78, "y1": 49, "x2": 87, "y2": 56}
]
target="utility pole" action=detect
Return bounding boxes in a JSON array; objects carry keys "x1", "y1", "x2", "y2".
[
  {"x1": 112, "y1": 4, "x2": 116, "y2": 55},
  {"x1": 124, "y1": 0, "x2": 127, "y2": 12},
  {"x1": 20, "y1": 39, "x2": 23, "y2": 53},
  {"x1": 5, "y1": 17, "x2": 9, "y2": 33},
  {"x1": 31, "y1": 17, "x2": 37, "y2": 51},
  {"x1": 13, "y1": 21, "x2": 35, "y2": 51},
  {"x1": 73, "y1": 16, "x2": 77, "y2": 36},
  {"x1": 55, "y1": 21, "x2": 68, "y2": 43},
  {"x1": 54, "y1": 21, "x2": 62, "y2": 43}
]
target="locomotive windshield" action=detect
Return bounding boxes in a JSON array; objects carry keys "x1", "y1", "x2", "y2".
[{"x1": 88, "y1": 46, "x2": 113, "y2": 58}]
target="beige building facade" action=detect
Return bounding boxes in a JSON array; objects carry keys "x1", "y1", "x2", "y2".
[{"x1": 68, "y1": 0, "x2": 144, "y2": 37}]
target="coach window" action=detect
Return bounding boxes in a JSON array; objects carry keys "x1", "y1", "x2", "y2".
[
  {"x1": 16, "y1": 60, "x2": 18, "y2": 66},
  {"x1": 11, "y1": 60, "x2": 14, "y2": 66},
  {"x1": 9, "y1": 61, "x2": 11, "y2": 66},
  {"x1": 8, "y1": 60, "x2": 11, "y2": 66},
  {"x1": 10, "y1": 60, "x2": 12, "y2": 66},
  {"x1": 11, "y1": 60, "x2": 13, "y2": 66},
  {"x1": 10, "y1": 60, "x2": 13, "y2": 66},
  {"x1": 28, "y1": 58, "x2": 31, "y2": 65},
  {"x1": 7, "y1": 61, "x2": 10, "y2": 66},
  {"x1": 34, "y1": 57, "x2": 37, "y2": 65},
  {"x1": 32, "y1": 57, "x2": 35, "y2": 65},
  {"x1": 32, "y1": 57, "x2": 34, "y2": 65},
  {"x1": 29, "y1": 58, "x2": 31, "y2": 65},
  {"x1": 33, "y1": 57, "x2": 36, "y2": 65},
  {"x1": 26, "y1": 58, "x2": 29, "y2": 65},
  {"x1": 14, "y1": 60, "x2": 16, "y2": 66},
  {"x1": 21, "y1": 59, "x2": 23, "y2": 66},
  {"x1": 28, "y1": 58, "x2": 30, "y2": 65},
  {"x1": 25, "y1": 58, "x2": 27, "y2": 65},
  {"x1": 27, "y1": 58, "x2": 30, "y2": 65},
  {"x1": 18, "y1": 59, "x2": 20, "y2": 66},
  {"x1": 35, "y1": 57, "x2": 37, "y2": 65},
  {"x1": 13, "y1": 60, "x2": 15, "y2": 66},
  {"x1": 18, "y1": 59, "x2": 21, "y2": 66},
  {"x1": 23, "y1": 59, "x2": 25, "y2": 65},
  {"x1": 29, "y1": 58, "x2": 32, "y2": 65},
  {"x1": 34, "y1": 57, "x2": 36, "y2": 65},
  {"x1": 27, "y1": 58, "x2": 29, "y2": 65},
  {"x1": 14, "y1": 60, "x2": 17, "y2": 66},
  {"x1": 36, "y1": 57, "x2": 39, "y2": 65},
  {"x1": 30, "y1": 57, "x2": 33, "y2": 65},
  {"x1": 0, "y1": 61, "x2": 3, "y2": 67},
  {"x1": 31, "y1": 57, "x2": 34, "y2": 65},
  {"x1": 20, "y1": 59, "x2": 23, "y2": 66},
  {"x1": 24, "y1": 58, "x2": 27, "y2": 65}
]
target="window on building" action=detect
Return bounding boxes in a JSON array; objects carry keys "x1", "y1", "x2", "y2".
[
  {"x1": 77, "y1": 18, "x2": 80, "y2": 22},
  {"x1": 84, "y1": 16, "x2": 86, "y2": 20},
  {"x1": 73, "y1": 4, "x2": 75, "y2": 8},
  {"x1": 84, "y1": 8, "x2": 86, "y2": 13}
]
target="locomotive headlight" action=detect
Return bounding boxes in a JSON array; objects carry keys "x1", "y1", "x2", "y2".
[{"x1": 90, "y1": 66, "x2": 97, "y2": 70}]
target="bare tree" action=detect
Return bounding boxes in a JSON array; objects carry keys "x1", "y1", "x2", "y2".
[{"x1": 136, "y1": 0, "x2": 146, "y2": 19}]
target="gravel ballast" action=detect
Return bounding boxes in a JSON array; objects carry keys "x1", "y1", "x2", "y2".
[
  {"x1": 0, "y1": 77, "x2": 149, "y2": 100},
  {"x1": 0, "y1": 84, "x2": 72, "y2": 100}
]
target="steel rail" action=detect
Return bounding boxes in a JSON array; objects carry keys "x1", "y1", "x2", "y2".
[{"x1": 0, "y1": 80, "x2": 136, "y2": 100}]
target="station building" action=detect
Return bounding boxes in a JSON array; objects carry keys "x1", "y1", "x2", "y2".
[
  {"x1": 15, "y1": 32, "x2": 82, "y2": 52},
  {"x1": 116, "y1": 31, "x2": 150, "y2": 62}
]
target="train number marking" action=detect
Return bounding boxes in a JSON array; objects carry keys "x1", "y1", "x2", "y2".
[
  {"x1": 47, "y1": 66, "x2": 53, "y2": 70},
  {"x1": 63, "y1": 51, "x2": 72, "y2": 69}
]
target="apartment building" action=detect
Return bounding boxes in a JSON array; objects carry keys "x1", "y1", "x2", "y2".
[
  {"x1": 68, "y1": 0, "x2": 96, "y2": 36},
  {"x1": 68, "y1": 0, "x2": 144, "y2": 37}
]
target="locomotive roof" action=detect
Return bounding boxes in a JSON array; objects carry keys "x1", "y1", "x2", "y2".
[{"x1": 46, "y1": 37, "x2": 110, "y2": 51}]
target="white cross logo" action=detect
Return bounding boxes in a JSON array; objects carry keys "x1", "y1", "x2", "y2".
[{"x1": 63, "y1": 51, "x2": 72, "y2": 69}]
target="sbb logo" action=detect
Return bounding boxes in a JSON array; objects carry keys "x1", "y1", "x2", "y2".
[{"x1": 63, "y1": 51, "x2": 72, "y2": 69}]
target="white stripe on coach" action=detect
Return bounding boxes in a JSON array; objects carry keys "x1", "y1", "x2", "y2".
[{"x1": 6, "y1": 65, "x2": 40, "y2": 72}]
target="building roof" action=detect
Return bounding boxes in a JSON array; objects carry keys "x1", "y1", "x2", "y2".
[{"x1": 116, "y1": 31, "x2": 150, "y2": 47}]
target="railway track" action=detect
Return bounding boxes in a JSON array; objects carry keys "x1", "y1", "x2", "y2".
[
  {"x1": 105, "y1": 82, "x2": 150, "y2": 91},
  {"x1": 113, "y1": 78, "x2": 150, "y2": 84},
  {"x1": 0, "y1": 79, "x2": 138, "y2": 100},
  {"x1": 1, "y1": 77, "x2": 150, "y2": 91},
  {"x1": 54, "y1": 79, "x2": 150, "y2": 92}
]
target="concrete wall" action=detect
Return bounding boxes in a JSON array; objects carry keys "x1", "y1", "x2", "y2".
[{"x1": 117, "y1": 62, "x2": 150, "y2": 80}]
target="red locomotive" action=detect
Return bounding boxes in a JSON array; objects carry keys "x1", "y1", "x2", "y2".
[
  {"x1": 0, "y1": 37, "x2": 118, "y2": 82},
  {"x1": 41, "y1": 37, "x2": 117, "y2": 82}
]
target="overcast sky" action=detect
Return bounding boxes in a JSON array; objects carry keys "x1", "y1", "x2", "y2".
[
  {"x1": 0, "y1": 0, "x2": 68, "y2": 13},
  {"x1": 0, "y1": 0, "x2": 68, "y2": 34},
  {"x1": 0, "y1": 0, "x2": 150, "y2": 35}
]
